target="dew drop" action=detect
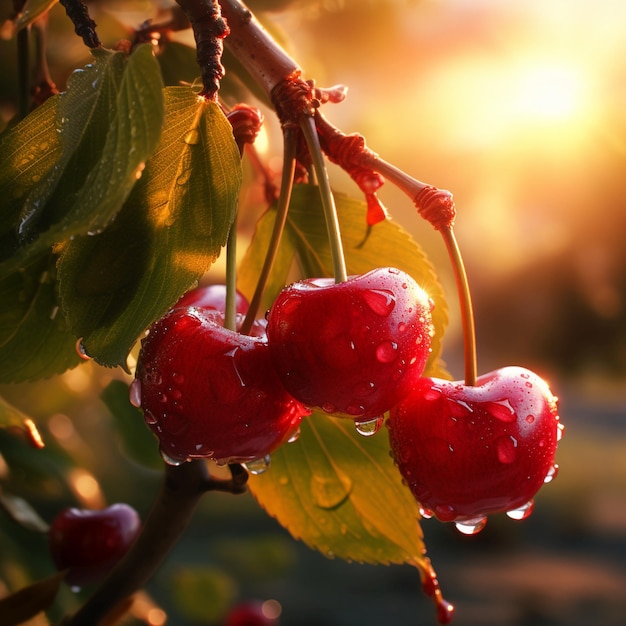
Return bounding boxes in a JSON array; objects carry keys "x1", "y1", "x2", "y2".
[
  {"x1": 544, "y1": 464, "x2": 559, "y2": 483},
  {"x1": 398, "y1": 322, "x2": 407, "y2": 332},
  {"x1": 375, "y1": 340, "x2": 398, "y2": 363},
  {"x1": 311, "y1": 470, "x2": 352, "y2": 509},
  {"x1": 346, "y1": 404, "x2": 366, "y2": 417},
  {"x1": 487, "y1": 399, "x2": 516, "y2": 423},
  {"x1": 557, "y1": 422, "x2": 565, "y2": 441},
  {"x1": 287, "y1": 426, "x2": 301, "y2": 443},
  {"x1": 321, "y1": 402, "x2": 337, "y2": 414},
  {"x1": 129, "y1": 379, "x2": 142, "y2": 408},
  {"x1": 362, "y1": 289, "x2": 396, "y2": 317},
  {"x1": 171, "y1": 371, "x2": 185, "y2": 385},
  {"x1": 244, "y1": 454, "x2": 271, "y2": 475},
  {"x1": 143, "y1": 409, "x2": 158, "y2": 425},
  {"x1": 419, "y1": 506, "x2": 434, "y2": 519},
  {"x1": 496, "y1": 435, "x2": 518, "y2": 464},
  {"x1": 157, "y1": 392, "x2": 168, "y2": 404},
  {"x1": 455, "y1": 516, "x2": 487, "y2": 535},
  {"x1": 354, "y1": 415, "x2": 384, "y2": 437},
  {"x1": 506, "y1": 499, "x2": 535, "y2": 520},
  {"x1": 526, "y1": 414, "x2": 535, "y2": 424},
  {"x1": 160, "y1": 447, "x2": 187, "y2": 466},
  {"x1": 183, "y1": 129, "x2": 199, "y2": 144},
  {"x1": 525, "y1": 381, "x2": 533, "y2": 388},
  {"x1": 75, "y1": 339, "x2": 91, "y2": 361}
]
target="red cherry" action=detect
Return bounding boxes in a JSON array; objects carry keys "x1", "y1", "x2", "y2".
[
  {"x1": 175, "y1": 284, "x2": 249, "y2": 315},
  {"x1": 134, "y1": 307, "x2": 309, "y2": 466},
  {"x1": 223, "y1": 601, "x2": 279, "y2": 626},
  {"x1": 266, "y1": 267, "x2": 434, "y2": 420},
  {"x1": 48, "y1": 503, "x2": 141, "y2": 587},
  {"x1": 387, "y1": 366, "x2": 562, "y2": 530}
]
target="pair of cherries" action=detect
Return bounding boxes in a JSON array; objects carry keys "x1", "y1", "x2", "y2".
[
  {"x1": 133, "y1": 267, "x2": 433, "y2": 466},
  {"x1": 133, "y1": 268, "x2": 561, "y2": 527}
]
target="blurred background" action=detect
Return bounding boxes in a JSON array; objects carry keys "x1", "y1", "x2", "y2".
[{"x1": 0, "y1": 0, "x2": 625, "y2": 624}]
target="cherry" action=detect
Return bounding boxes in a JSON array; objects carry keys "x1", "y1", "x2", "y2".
[
  {"x1": 48, "y1": 503, "x2": 141, "y2": 587},
  {"x1": 266, "y1": 267, "x2": 434, "y2": 420},
  {"x1": 133, "y1": 307, "x2": 309, "y2": 466},
  {"x1": 387, "y1": 366, "x2": 561, "y2": 528},
  {"x1": 223, "y1": 601, "x2": 279, "y2": 626},
  {"x1": 175, "y1": 284, "x2": 249, "y2": 315}
]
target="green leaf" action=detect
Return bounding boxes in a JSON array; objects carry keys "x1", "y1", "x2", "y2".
[
  {"x1": 0, "y1": 96, "x2": 60, "y2": 263},
  {"x1": 249, "y1": 413, "x2": 426, "y2": 570},
  {"x1": 57, "y1": 87, "x2": 242, "y2": 367},
  {"x1": 0, "y1": 251, "x2": 80, "y2": 383},
  {"x1": 101, "y1": 379, "x2": 162, "y2": 470},
  {"x1": 239, "y1": 184, "x2": 448, "y2": 377},
  {"x1": 0, "y1": 570, "x2": 65, "y2": 626},
  {"x1": 0, "y1": 45, "x2": 164, "y2": 277}
]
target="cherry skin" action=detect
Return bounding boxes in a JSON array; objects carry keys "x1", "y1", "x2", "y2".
[
  {"x1": 175, "y1": 284, "x2": 249, "y2": 315},
  {"x1": 266, "y1": 267, "x2": 434, "y2": 420},
  {"x1": 223, "y1": 601, "x2": 279, "y2": 626},
  {"x1": 48, "y1": 503, "x2": 141, "y2": 587},
  {"x1": 134, "y1": 307, "x2": 309, "y2": 465},
  {"x1": 387, "y1": 366, "x2": 561, "y2": 524}
]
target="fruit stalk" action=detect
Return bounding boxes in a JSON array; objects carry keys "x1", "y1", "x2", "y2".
[
  {"x1": 300, "y1": 115, "x2": 348, "y2": 283},
  {"x1": 60, "y1": 460, "x2": 246, "y2": 626},
  {"x1": 439, "y1": 226, "x2": 477, "y2": 386},
  {"x1": 240, "y1": 126, "x2": 297, "y2": 335}
]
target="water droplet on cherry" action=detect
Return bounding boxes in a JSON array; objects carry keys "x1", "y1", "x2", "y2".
[
  {"x1": 557, "y1": 422, "x2": 565, "y2": 441},
  {"x1": 419, "y1": 506, "x2": 433, "y2": 519},
  {"x1": 526, "y1": 414, "x2": 535, "y2": 424},
  {"x1": 287, "y1": 426, "x2": 301, "y2": 443},
  {"x1": 506, "y1": 499, "x2": 535, "y2": 520},
  {"x1": 171, "y1": 371, "x2": 185, "y2": 385},
  {"x1": 362, "y1": 289, "x2": 396, "y2": 316},
  {"x1": 375, "y1": 341, "x2": 398, "y2": 363},
  {"x1": 496, "y1": 435, "x2": 518, "y2": 464},
  {"x1": 321, "y1": 402, "x2": 337, "y2": 414},
  {"x1": 143, "y1": 409, "x2": 158, "y2": 425},
  {"x1": 159, "y1": 447, "x2": 187, "y2": 466},
  {"x1": 244, "y1": 455, "x2": 271, "y2": 475},
  {"x1": 544, "y1": 464, "x2": 559, "y2": 483},
  {"x1": 354, "y1": 415, "x2": 384, "y2": 437},
  {"x1": 129, "y1": 379, "x2": 142, "y2": 408},
  {"x1": 487, "y1": 399, "x2": 516, "y2": 422},
  {"x1": 454, "y1": 516, "x2": 487, "y2": 535}
]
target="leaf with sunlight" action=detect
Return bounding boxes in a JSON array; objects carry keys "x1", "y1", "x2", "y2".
[
  {"x1": 249, "y1": 413, "x2": 426, "y2": 569},
  {"x1": 0, "y1": 45, "x2": 164, "y2": 278},
  {"x1": 0, "y1": 251, "x2": 80, "y2": 383},
  {"x1": 58, "y1": 87, "x2": 242, "y2": 367}
]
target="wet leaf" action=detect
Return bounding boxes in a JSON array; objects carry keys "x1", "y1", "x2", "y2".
[
  {"x1": 0, "y1": 251, "x2": 80, "y2": 383},
  {"x1": 0, "y1": 395, "x2": 44, "y2": 448},
  {"x1": 1, "y1": 44, "x2": 164, "y2": 278},
  {"x1": 249, "y1": 413, "x2": 426, "y2": 569},
  {"x1": 58, "y1": 87, "x2": 242, "y2": 366},
  {"x1": 0, "y1": 570, "x2": 65, "y2": 625},
  {"x1": 238, "y1": 184, "x2": 448, "y2": 376},
  {"x1": 101, "y1": 379, "x2": 162, "y2": 470}
]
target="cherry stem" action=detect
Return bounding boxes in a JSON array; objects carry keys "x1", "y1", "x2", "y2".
[
  {"x1": 224, "y1": 213, "x2": 238, "y2": 331},
  {"x1": 59, "y1": 461, "x2": 247, "y2": 626},
  {"x1": 240, "y1": 126, "x2": 297, "y2": 335},
  {"x1": 300, "y1": 115, "x2": 348, "y2": 283},
  {"x1": 439, "y1": 226, "x2": 477, "y2": 386}
]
